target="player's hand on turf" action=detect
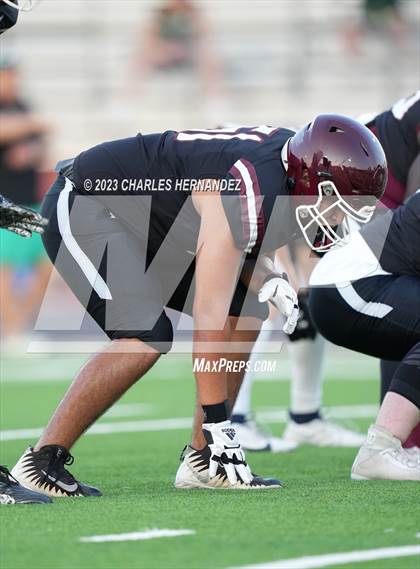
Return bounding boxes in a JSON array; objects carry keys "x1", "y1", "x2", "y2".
[
  {"x1": 203, "y1": 420, "x2": 252, "y2": 485},
  {"x1": 0, "y1": 195, "x2": 48, "y2": 238},
  {"x1": 258, "y1": 273, "x2": 299, "y2": 335}
]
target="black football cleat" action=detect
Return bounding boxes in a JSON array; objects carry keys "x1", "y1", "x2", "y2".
[
  {"x1": 11, "y1": 445, "x2": 102, "y2": 498},
  {"x1": 175, "y1": 445, "x2": 283, "y2": 489},
  {"x1": 0, "y1": 465, "x2": 52, "y2": 504}
]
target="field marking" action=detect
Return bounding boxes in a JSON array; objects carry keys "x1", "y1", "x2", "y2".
[
  {"x1": 230, "y1": 545, "x2": 420, "y2": 569},
  {"x1": 0, "y1": 418, "x2": 191, "y2": 442},
  {"x1": 79, "y1": 528, "x2": 195, "y2": 543},
  {"x1": 0, "y1": 404, "x2": 375, "y2": 442},
  {"x1": 103, "y1": 403, "x2": 157, "y2": 418}
]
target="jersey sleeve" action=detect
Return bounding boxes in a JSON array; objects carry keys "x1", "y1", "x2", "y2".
[
  {"x1": 221, "y1": 158, "x2": 266, "y2": 256},
  {"x1": 221, "y1": 155, "x2": 294, "y2": 256}
]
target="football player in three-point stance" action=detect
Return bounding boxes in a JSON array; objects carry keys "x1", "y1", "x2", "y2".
[
  {"x1": 309, "y1": 190, "x2": 420, "y2": 481},
  {"x1": 362, "y1": 91, "x2": 420, "y2": 449},
  {"x1": 10, "y1": 115, "x2": 387, "y2": 494},
  {"x1": 231, "y1": 91, "x2": 420, "y2": 452}
]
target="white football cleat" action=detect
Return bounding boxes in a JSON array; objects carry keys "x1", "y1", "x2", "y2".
[
  {"x1": 11, "y1": 445, "x2": 102, "y2": 497},
  {"x1": 231, "y1": 416, "x2": 298, "y2": 452},
  {"x1": 351, "y1": 425, "x2": 420, "y2": 481},
  {"x1": 281, "y1": 418, "x2": 366, "y2": 448},
  {"x1": 406, "y1": 446, "x2": 420, "y2": 458},
  {"x1": 174, "y1": 445, "x2": 282, "y2": 490}
]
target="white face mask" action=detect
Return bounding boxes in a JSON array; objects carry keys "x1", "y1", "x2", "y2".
[
  {"x1": 295, "y1": 180, "x2": 377, "y2": 253},
  {"x1": 2, "y1": 0, "x2": 38, "y2": 11}
]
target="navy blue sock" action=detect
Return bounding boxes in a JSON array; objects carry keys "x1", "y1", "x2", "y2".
[
  {"x1": 231, "y1": 413, "x2": 247, "y2": 424},
  {"x1": 289, "y1": 410, "x2": 321, "y2": 424}
]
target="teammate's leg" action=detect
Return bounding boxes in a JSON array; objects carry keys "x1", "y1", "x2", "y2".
[
  {"x1": 378, "y1": 341, "x2": 420, "y2": 445},
  {"x1": 376, "y1": 359, "x2": 420, "y2": 448},
  {"x1": 351, "y1": 342, "x2": 420, "y2": 481},
  {"x1": 378, "y1": 357, "x2": 420, "y2": 447},
  {"x1": 376, "y1": 393, "x2": 419, "y2": 443},
  {"x1": 309, "y1": 276, "x2": 420, "y2": 479},
  {"x1": 280, "y1": 239, "x2": 369, "y2": 447},
  {"x1": 283, "y1": 333, "x2": 365, "y2": 447},
  {"x1": 380, "y1": 359, "x2": 399, "y2": 401},
  {"x1": 287, "y1": 334, "x2": 325, "y2": 420}
]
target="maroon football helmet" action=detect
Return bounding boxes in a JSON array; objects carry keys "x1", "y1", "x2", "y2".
[{"x1": 286, "y1": 114, "x2": 387, "y2": 252}]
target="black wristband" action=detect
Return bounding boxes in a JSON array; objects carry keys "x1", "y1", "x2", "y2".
[
  {"x1": 262, "y1": 272, "x2": 288, "y2": 286},
  {"x1": 202, "y1": 400, "x2": 230, "y2": 423}
]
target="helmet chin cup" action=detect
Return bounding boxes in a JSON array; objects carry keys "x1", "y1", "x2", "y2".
[{"x1": 295, "y1": 181, "x2": 376, "y2": 253}]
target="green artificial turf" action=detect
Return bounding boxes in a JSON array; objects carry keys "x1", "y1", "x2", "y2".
[{"x1": 0, "y1": 353, "x2": 419, "y2": 569}]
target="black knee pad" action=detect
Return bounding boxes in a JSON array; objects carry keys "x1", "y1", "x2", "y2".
[
  {"x1": 109, "y1": 311, "x2": 174, "y2": 354},
  {"x1": 389, "y1": 342, "x2": 420, "y2": 409},
  {"x1": 308, "y1": 287, "x2": 350, "y2": 345}
]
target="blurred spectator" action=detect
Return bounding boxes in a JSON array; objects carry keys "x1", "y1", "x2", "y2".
[
  {"x1": 0, "y1": 56, "x2": 51, "y2": 342},
  {"x1": 133, "y1": 0, "x2": 223, "y2": 99},
  {"x1": 342, "y1": 0, "x2": 409, "y2": 55}
]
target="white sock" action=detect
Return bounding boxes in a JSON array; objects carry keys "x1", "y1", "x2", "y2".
[
  {"x1": 287, "y1": 334, "x2": 327, "y2": 415},
  {"x1": 232, "y1": 319, "x2": 276, "y2": 417}
]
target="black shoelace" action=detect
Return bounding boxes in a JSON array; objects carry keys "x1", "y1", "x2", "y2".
[
  {"x1": 43, "y1": 450, "x2": 76, "y2": 485},
  {"x1": 0, "y1": 464, "x2": 19, "y2": 485}
]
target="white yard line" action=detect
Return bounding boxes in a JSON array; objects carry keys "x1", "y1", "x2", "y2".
[
  {"x1": 103, "y1": 403, "x2": 157, "y2": 418},
  {"x1": 0, "y1": 404, "x2": 376, "y2": 442},
  {"x1": 229, "y1": 545, "x2": 420, "y2": 569},
  {"x1": 0, "y1": 417, "x2": 192, "y2": 442},
  {"x1": 80, "y1": 528, "x2": 195, "y2": 543}
]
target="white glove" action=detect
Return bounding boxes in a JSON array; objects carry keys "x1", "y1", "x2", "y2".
[
  {"x1": 203, "y1": 420, "x2": 252, "y2": 485},
  {"x1": 258, "y1": 274, "x2": 299, "y2": 335}
]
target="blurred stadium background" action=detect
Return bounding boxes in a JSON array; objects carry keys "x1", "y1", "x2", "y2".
[
  {"x1": 6, "y1": 0, "x2": 419, "y2": 157},
  {"x1": 1, "y1": 0, "x2": 418, "y2": 349}
]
